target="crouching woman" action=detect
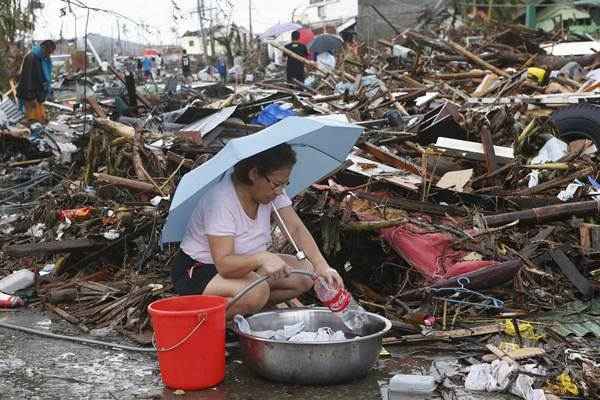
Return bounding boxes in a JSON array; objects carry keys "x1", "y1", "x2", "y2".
[{"x1": 171, "y1": 144, "x2": 343, "y2": 318}]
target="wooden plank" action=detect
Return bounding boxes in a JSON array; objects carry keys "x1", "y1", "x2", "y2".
[
  {"x1": 551, "y1": 248, "x2": 593, "y2": 298},
  {"x1": 482, "y1": 347, "x2": 545, "y2": 362},
  {"x1": 355, "y1": 191, "x2": 467, "y2": 217},
  {"x1": 512, "y1": 166, "x2": 594, "y2": 196},
  {"x1": 383, "y1": 324, "x2": 503, "y2": 344},
  {"x1": 4, "y1": 239, "x2": 105, "y2": 257},
  {"x1": 357, "y1": 141, "x2": 423, "y2": 177},
  {"x1": 485, "y1": 344, "x2": 519, "y2": 367},
  {"x1": 347, "y1": 153, "x2": 422, "y2": 192},
  {"x1": 434, "y1": 137, "x2": 514, "y2": 164},
  {"x1": 447, "y1": 40, "x2": 509, "y2": 78},
  {"x1": 521, "y1": 226, "x2": 555, "y2": 258},
  {"x1": 93, "y1": 173, "x2": 160, "y2": 193},
  {"x1": 580, "y1": 223, "x2": 593, "y2": 255},
  {"x1": 479, "y1": 125, "x2": 498, "y2": 175}
]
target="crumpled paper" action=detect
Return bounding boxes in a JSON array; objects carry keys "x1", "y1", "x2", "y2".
[{"x1": 465, "y1": 360, "x2": 547, "y2": 400}]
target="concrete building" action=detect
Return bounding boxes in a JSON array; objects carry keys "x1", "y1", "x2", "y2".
[
  {"x1": 181, "y1": 25, "x2": 250, "y2": 57},
  {"x1": 297, "y1": 0, "x2": 359, "y2": 33},
  {"x1": 356, "y1": 0, "x2": 441, "y2": 45},
  {"x1": 515, "y1": 0, "x2": 600, "y2": 38}
]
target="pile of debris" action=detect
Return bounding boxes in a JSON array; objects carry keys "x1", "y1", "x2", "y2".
[{"x1": 1, "y1": 19, "x2": 600, "y2": 399}]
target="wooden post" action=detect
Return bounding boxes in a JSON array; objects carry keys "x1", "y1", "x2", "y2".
[
  {"x1": 93, "y1": 173, "x2": 160, "y2": 193},
  {"x1": 481, "y1": 200, "x2": 600, "y2": 227},
  {"x1": 270, "y1": 41, "x2": 349, "y2": 81},
  {"x1": 447, "y1": 40, "x2": 510, "y2": 78},
  {"x1": 479, "y1": 125, "x2": 497, "y2": 175}
]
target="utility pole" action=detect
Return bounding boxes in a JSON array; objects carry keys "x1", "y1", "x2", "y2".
[
  {"x1": 196, "y1": 0, "x2": 209, "y2": 64},
  {"x1": 248, "y1": 0, "x2": 253, "y2": 46},
  {"x1": 209, "y1": 4, "x2": 216, "y2": 59},
  {"x1": 74, "y1": 14, "x2": 78, "y2": 49}
]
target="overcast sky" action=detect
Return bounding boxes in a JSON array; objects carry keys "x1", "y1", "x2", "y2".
[{"x1": 34, "y1": 0, "x2": 305, "y2": 45}]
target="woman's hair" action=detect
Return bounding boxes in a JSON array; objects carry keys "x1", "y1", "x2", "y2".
[{"x1": 233, "y1": 143, "x2": 296, "y2": 185}]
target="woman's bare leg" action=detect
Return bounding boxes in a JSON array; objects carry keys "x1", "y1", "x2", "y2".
[{"x1": 203, "y1": 271, "x2": 270, "y2": 319}]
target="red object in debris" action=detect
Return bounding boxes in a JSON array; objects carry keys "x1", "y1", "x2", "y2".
[
  {"x1": 0, "y1": 292, "x2": 25, "y2": 308},
  {"x1": 58, "y1": 207, "x2": 93, "y2": 222},
  {"x1": 381, "y1": 223, "x2": 495, "y2": 282}
]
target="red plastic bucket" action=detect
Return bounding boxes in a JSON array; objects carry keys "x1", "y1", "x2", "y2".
[{"x1": 148, "y1": 295, "x2": 226, "y2": 390}]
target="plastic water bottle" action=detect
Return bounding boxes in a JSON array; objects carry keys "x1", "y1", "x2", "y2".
[
  {"x1": 0, "y1": 292, "x2": 25, "y2": 308},
  {"x1": 0, "y1": 269, "x2": 35, "y2": 294},
  {"x1": 388, "y1": 374, "x2": 436, "y2": 400},
  {"x1": 313, "y1": 276, "x2": 369, "y2": 332}
]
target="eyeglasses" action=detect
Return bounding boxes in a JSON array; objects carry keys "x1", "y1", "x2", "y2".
[{"x1": 264, "y1": 175, "x2": 289, "y2": 190}]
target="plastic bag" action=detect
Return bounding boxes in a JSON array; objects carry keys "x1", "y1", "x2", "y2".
[
  {"x1": 251, "y1": 102, "x2": 296, "y2": 126},
  {"x1": 316, "y1": 52, "x2": 336, "y2": 71},
  {"x1": 530, "y1": 137, "x2": 568, "y2": 165},
  {"x1": 504, "y1": 319, "x2": 543, "y2": 341},
  {"x1": 289, "y1": 327, "x2": 346, "y2": 342}
]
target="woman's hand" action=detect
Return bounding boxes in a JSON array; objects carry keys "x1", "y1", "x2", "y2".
[
  {"x1": 257, "y1": 252, "x2": 289, "y2": 281},
  {"x1": 315, "y1": 262, "x2": 344, "y2": 288}
]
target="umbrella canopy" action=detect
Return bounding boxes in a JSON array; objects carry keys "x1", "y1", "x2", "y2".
[
  {"x1": 161, "y1": 116, "x2": 363, "y2": 244},
  {"x1": 297, "y1": 27, "x2": 315, "y2": 46},
  {"x1": 259, "y1": 22, "x2": 302, "y2": 40},
  {"x1": 143, "y1": 48, "x2": 159, "y2": 57},
  {"x1": 308, "y1": 34, "x2": 344, "y2": 54}
]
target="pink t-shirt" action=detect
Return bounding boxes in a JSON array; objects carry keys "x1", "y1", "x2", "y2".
[{"x1": 180, "y1": 173, "x2": 292, "y2": 264}]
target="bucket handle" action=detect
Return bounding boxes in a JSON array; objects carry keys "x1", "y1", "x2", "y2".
[{"x1": 152, "y1": 312, "x2": 207, "y2": 352}]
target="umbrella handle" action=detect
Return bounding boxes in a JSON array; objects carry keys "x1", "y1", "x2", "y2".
[
  {"x1": 227, "y1": 269, "x2": 315, "y2": 311},
  {"x1": 271, "y1": 204, "x2": 306, "y2": 261}
]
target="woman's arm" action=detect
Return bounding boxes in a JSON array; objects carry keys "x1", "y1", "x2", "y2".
[{"x1": 207, "y1": 235, "x2": 288, "y2": 280}]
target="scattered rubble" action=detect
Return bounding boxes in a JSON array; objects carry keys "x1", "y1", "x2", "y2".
[{"x1": 1, "y1": 18, "x2": 600, "y2": 399}]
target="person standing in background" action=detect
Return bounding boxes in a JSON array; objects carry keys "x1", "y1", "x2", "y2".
[
  {"x1": 284, "y1": 31, "x2": 308, "y2": 84},
  {"x1": 181, "y1": 49, "x2": 192, "y2": 83},
  {"x1": 16, "y1": 40, "x2": 56, "y2": 123},
  {"x1": 142, "y1": 56, "x2": 153, "y2": 81},
  {"x1": 216, "y1": 57, "x2": 227, "y2": 82},
  {"x1": 136, "y1": 57, "x2": 143, "y2": 81}
]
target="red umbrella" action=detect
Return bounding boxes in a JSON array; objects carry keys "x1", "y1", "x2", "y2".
[
  {"x1": 297, "y1": 27, "x2": 314, "y2": 46},
  {"x1": 143, "y1": 48, "x2": 159, "y2": 57},
  {"x1": 297, "y1": 27, "x2": 315, "y2": 60}
]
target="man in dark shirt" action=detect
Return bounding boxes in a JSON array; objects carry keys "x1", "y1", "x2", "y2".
[
  {"x1": 16, "y1": 40, "x2": 56, "y2": 123},
  {"x1": 181, "y1": 49, "x2": 191, "y2": 82},
  {"x1": 284, "y1": 30, "x2": 308, "y2": 83}
]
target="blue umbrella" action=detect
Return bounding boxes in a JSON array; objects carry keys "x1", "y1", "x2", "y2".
[
  {"x1": 161, "y1": 116, "x2": 363, "y2": 244},
  {"x1": 308, "y1": 34, "x2": 344, "y2": 54},
  {"x1": 259, "y1": 22, "x2": 303, "y2": 40}
]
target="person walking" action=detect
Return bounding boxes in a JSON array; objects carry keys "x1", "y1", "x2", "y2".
[
  {"x1": 16, "y1": 40, "x2": 56, "y2": 123},
  {"x1": 181, "y1": 49, "x2": 192, "y2": 83},
  {"x1": 284, "y1": 30, "x2": 308, "y2": 84},
  {"x1": 136, "y1": 57, "x2": 143, "y2": 81},
  {"x1": 142, "y1": 56, "x2": 153, "y2": 81}
]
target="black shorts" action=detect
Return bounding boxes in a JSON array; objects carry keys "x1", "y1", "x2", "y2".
[{"x1": 171, "y1": 250, "x2": 218, "y2": 295}]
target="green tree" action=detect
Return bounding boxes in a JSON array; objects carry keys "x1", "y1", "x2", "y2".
[{"x1": 0, "y1": 0, "x2": 37, "y2": 92}]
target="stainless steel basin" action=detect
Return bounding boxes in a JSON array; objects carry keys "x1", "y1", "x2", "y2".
[{"x1": 235, "y1": 307, "x2": 392, "y2": 385}]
